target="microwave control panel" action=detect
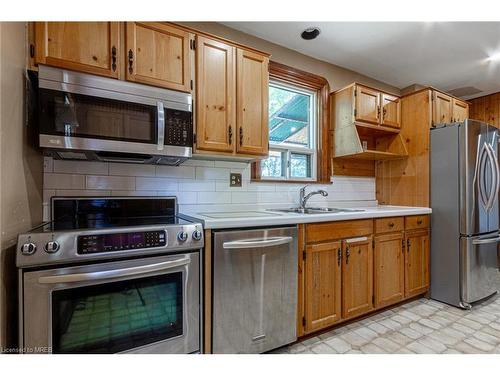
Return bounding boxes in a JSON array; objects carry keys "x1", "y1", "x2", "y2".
[{"x1": 164, "y1": 109, "x2": 193, "y2": 147}]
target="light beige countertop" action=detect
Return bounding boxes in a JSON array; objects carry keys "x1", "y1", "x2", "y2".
[{"x1": 181, "y1": 205, "x2": 432, "y2": 229}]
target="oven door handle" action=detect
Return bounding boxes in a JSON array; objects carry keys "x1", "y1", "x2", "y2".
[
  {"x1": 157, "y1": 101, "x2": 165, "y2": 151},
  {"x1": 37, "y1": 257, "x2": 190, "y2": 284}
]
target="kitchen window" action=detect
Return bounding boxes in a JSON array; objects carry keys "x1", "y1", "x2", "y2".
[
  {"x1": 251, "y1": 61, "x2": 331, "y2": 184},
  {"x1": 261, "y1": 82, "x2": 318, "y2": 180}
]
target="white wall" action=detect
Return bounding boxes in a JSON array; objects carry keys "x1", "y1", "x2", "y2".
[
  {"x1": 0, "y1": 22, "x2": 43, "y2": 349},
  {"x1": 43, "y1": 157, "x2": 376, "y2": 220}
]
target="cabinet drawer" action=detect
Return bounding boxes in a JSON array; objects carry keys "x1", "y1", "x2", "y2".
[
  {"x1": 306, "y1": 219, "x2": 373, "y2": 243},
  {"x1": 375, "y1": 217, "x2": 404, "y2": 233},
  {"x1": 405, "y1": 215, "x2": 429, "y2": 230}
]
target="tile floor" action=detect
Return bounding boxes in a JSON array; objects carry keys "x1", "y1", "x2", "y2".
[{"x1": 273, "y1": 296, "x2": 500, "y2": 354}]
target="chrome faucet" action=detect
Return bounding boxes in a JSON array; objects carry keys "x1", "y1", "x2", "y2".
[{"x1": 299, "y1": 185, "x2": 328, "y2": 210}]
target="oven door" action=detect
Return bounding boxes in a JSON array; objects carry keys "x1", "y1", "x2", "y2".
[{"x1": 22, "y1": 252, "x2": 200, "y2": 354}]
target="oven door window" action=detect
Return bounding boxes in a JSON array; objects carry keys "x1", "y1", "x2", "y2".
[
  {"x1": 51, "y1": 273, "x2": 183, "y2": 353},
  {"x1": 39, "y1": 89, "x2": 158, "y2": 144}
]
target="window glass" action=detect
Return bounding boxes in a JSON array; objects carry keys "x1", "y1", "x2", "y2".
[{"x1": 261, "y1": 82, "x2": 317, "y2": 180}]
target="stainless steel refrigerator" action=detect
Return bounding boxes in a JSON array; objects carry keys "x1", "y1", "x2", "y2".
[{"x1": 430, "y1": 119, "x2": 500, "y2": 308}]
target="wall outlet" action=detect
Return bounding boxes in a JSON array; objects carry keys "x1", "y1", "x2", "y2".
[{"x1": 230, "y1": 173, "x2": 242, "y2": 187}]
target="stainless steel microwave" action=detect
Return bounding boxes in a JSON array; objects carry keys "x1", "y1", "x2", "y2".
[{"x1": 35, "y1": 65, "x2": 193, "y2": 165}]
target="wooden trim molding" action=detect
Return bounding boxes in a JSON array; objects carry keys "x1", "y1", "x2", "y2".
[{"x1": 251, "y1": 61, "x2": 332, "y2": 184}]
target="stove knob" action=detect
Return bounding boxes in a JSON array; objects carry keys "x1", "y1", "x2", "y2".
[
  {"x1": 192, "y1": 230, "x2": 203, "y2": 241},
  {"x1": 21, "y1": 243, "x2": 37, "y2": 256},
  {"x1": 45, "y1": 241, "x2": 60, "y2": 253},
  {"x1": 177, "y1": 231, "x2": 188, "y2": 242}
]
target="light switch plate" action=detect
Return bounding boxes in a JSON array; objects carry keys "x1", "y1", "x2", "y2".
[{"x1": 230, "y1": 173, "x2": 242, "y2": 187}]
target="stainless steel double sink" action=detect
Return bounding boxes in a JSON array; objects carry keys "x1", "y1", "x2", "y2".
[{"x1": 267, "y1": 207, "x2": 365, "y2": 215}]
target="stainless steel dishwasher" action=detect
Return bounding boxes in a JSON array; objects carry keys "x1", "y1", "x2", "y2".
[{"x1": 212, "y1": 226, "x2": 298, "y2": 354}]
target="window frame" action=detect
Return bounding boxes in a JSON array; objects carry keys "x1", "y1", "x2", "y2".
[
  {"x1": 263, "y1": 80, "x2": 318, "y2": 181},
  {"x1": 251, "y1": 61, "x2": 331, "y2": 184}
]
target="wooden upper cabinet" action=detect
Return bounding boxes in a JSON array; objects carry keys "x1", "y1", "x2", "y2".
[
  {"x1": 195, "y1": 36, "x2": 236, "y2": 153},
  {"x1": 452, "y1": 98, "x2": 469, "y2": 122},
  {"x1": 381, "y1": 93, "x2": 401, "y2": 128},
  {"x1": 374, "y1": 232, "x2": 405, "y2": 308},
  {"x1": 433, "y1": 91, "x2": 453, "y2": 126},
  {"x1": 34, "y1": 22, "x2": 120, "y2": 78},
  {"x1": 405, "y1": 230, "x2": 430, "y2": 298},
  {"x1": 342, "y1": 236, "x2": 373, "y2": 319},
  {"x1": 304, "y1": 241, "x2": 342, "y2": 333},
  {"x1": 236, "y1": 49, "x2": 269, "y2": 155},
  {"x1": 125, "y1": 22, "x2": 192, "y2": 92},
  {"x1": 355, "y1": 85, "x2": 380, "y2": 125}
]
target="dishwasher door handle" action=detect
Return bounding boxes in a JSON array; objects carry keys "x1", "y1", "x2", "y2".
[{"x1": 223, "y1": 236, "x2": 293, "y2": 249}]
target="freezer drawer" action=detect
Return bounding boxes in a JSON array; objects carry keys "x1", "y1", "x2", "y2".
[
  {"x1": 212, "y1": 226, "x2": 298, "y2": 354},
  {"x1": 461, "y1": 233, "x2": 500, "y2": 304}
]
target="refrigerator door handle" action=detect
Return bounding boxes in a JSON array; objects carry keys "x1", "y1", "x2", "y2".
[
  {"x1": 486, "y1": 143, "x2": 500, "y2": 211},
  {"x1": 472, "y1": 235, "x2": 500, "y2": 245},
  {"x1": 477, "y1": 143, "x2": 490, "y2": 210}
]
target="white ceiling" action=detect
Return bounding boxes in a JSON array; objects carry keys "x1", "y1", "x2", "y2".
[{"x1": 223, "y1": 22, "x2": 500, "y2": 99}]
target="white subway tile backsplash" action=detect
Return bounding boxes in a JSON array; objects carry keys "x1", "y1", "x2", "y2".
[
  {"x1": 178, "y1": 179, "x2": 215, "y2": 192},
  {"x1": 109, "y1": 163, "x2": 155, "y2": 177},
  {"x1": 197, "y1": 192, "x2": 231, "y2": 204},
  {"x1": 86, "y1": 175, "x2": 136, "y2": 190},
  {"x1": 156, "y1": 165, "x2": 195, "y2": 179},
  {"x1": 43, "y1": 157, "x2": 53, "y2": 173},
  {"x1": 54, "y1": 160, "x2": 108, "y2": 175},
  {"x1": 44, "y1": 173, "x2": 85, "y2": 189},
  {"x1": 136, "y1": 177, "x2": 178, "y2": 191},
  {"x1": 42, "y1": 158, "x2": 377, "y2": 210},
  {"x1": 195, "y1": 166, "x2": 229, "y2": 180}
]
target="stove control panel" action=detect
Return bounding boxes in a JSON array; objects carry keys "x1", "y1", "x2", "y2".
[{"x1": 77, "y1": 230, "x2": 167, "y2": 254}]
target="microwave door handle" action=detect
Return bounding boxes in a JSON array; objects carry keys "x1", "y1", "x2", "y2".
[
  {"x1": 223, "y1": 236, "x2": 293, "y2": 249},
  {"x1": 37, "y1": 257, "x2": 190, "y2": 284},
  {"x1": 157, "y1": 101, "x2": 165, "y2": 151}
]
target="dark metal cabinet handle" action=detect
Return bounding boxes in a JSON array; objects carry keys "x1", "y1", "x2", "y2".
[
  {"x1": 407, "y1": 238, "x2": 411, "y2": 252},
  {"x1": 377, "y1": 105, "x2": 380, "y2": 119},
  {"x1": 128, "y1": 49, "x2": 134, "y2": 74},
  {"x1": 388, "y1": 222, "x2": 395, "y2": 228},
  {"x1": 345, "y1": 247, "x2": 350, "y2": 265},
  {"x1": 111, "y1": 46, "x2": 117, "y2": 72},
  {"x1": 239, "y1": 127, "x2": 243, "y2": 146},
  {"x1": 402, "y1": 239, "x2": 405, "y2": 253},
  {"x1": 417, "y1": 219, "x2": 423, "y2": 225},
  {"x1": 228, "y1": 125, "x2": 233, "y2": 145},
  {"x1": 383, "y1": 107, "x2": 387, "y2": 118},
  {"x1": 337, "y1": 248, "x2": 342, "y2": 267}
]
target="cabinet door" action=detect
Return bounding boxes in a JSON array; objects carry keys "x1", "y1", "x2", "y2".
[
  {"x1": 236, "y1": 49, "x2": 269, "y2": 156},
  {"x1": 126, "y1": 22, "x2": 192, "y2": 92},
  {"x1": 374, "y1": 233, "x2": 405, "y2": 308},
  {"x1": 433, "y1": 91, "x2": 453, "y2": 126},
  {"x1": 405, "y1": 230, "x2": 430, "y2": 298},
  {"x1": 195, "y1": 36, "x2": 236, "y2": 153},
  {"x1": 355, "y1": 85, "x2": 380, "y2": 125},
  {"x1": 452, "y1": 98, "x2": 469, "y2": 122},
  {"x1": 35, "y1": 22, "x2": 120, "y2": 78},
  {"x1": 342, "y1": 236, "x2": 373, "y2": 319},
  {"x1": 304, "y1": 241, "x2": 342, "y2": 333},
  {"x1": 381, "y1": 93, "x2": 401, "y2": 129}
]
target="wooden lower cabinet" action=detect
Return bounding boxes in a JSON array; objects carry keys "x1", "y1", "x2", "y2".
[
  {"x1": 374, "y1": 232, "x2": 405, "y2": 308},
  {"x1": 342, "y1": 236, "x2": 373, "y2": 319},
  {"x1": 405, "y1": 229, "x2": 430, "y2": 298},
  {"x1": 299, "y1": 216, "x2": 430, "y2": 337},
  {"x1": 304, "y1": 241, "x2": 342, "y2": 332}
]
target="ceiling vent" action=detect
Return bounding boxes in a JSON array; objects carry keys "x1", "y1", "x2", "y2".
[{"x1": 447, "y1": 86, "x2": 483, "y2": 98}]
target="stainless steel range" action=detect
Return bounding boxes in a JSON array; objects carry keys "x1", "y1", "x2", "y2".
[{"x1": 17, "y1": 197, "x2": 203, "y2": 354}]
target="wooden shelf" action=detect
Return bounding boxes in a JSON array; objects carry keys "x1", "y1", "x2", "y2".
[
  {"x1": 334, "y1": 150, "x2": 407, "y2": 161},
  {"x1": 355, "y1": 122, "x2": 400, "y2": 137}
]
